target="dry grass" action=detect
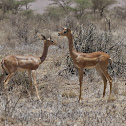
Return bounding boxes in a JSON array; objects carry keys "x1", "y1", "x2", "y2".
[
  {"x1": 1, "y1": 68, "x2": 125, "y2": 126},
  {"x1": 0, "y1": 12, "x2": 125, "y2": 126},
  {"x1": 0, "y1": 39, "x2": 125, "y2": 125}
]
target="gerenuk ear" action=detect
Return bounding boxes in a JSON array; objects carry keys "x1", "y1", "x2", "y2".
[
  {"x1": 49, "y1": 36, "x2": 52, "y2": 40},
  {"x1": 41, "y1": 35, "x2": 46, "y2": 40}
]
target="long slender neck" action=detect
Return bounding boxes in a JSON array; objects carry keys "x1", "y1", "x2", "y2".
[
  {"x1": 67, "y1": 33, "x2": 78, "y2": 59},
  {"x1": 40, "y1": 42, "x2": 49, "y2": 64}
]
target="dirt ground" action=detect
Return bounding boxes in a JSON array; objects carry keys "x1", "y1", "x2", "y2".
[{"x1": 0, "y1": 41, "x2": 125, "y2": 126}]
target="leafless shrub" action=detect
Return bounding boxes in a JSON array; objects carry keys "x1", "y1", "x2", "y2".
[
  {"x1": 0, "y1": 91, "x2": 22, "y2": 125},
  {"x1": 113, "y1": 6, "x2": 126, "y2": 19},
  {"x1": 9, "y1": 15, "x2": 35, "y2": 44},
  {"x1": 1, "y1": 13, "x2": 46, "y2": 47}
]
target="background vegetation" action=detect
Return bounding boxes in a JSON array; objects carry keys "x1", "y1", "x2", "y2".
[{"x1": 0, "y1": 0, "x2": 125, "y2": 125}]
